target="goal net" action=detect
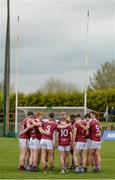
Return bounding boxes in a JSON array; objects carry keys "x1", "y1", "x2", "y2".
[{"x1": 15, "y1": 106, "x2": 92, "y2": 136}]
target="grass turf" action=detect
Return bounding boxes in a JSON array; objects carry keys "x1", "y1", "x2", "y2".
[
  {"x1": 101, "y1": 122, "x2": 115, "y2": 126},
  {"x1": 0, "y1": 138, "x2": 115, "y2": 179}
]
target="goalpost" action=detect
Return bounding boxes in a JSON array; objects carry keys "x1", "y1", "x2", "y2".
[
  {"x1": 14, "y1": 11, "x2": 90, "y2": 136},
  {"x1": 15, "y1": 106, "x2": 92, "y2": 136}
]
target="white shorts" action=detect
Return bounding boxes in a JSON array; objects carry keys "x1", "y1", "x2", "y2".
[
  {"x1": 90, "y1": 140, "x2": 101, "y2": 149},
  {"x1": 87, "y1": 139, "x2": 91, "y2": 149},
  {"x1": 58, "y1": 145, "x2": 71, "y2": 152},
  {"x1": 19, "y1": 138, "x2": 29, "y2": 148},
  {"x1": 75, "y1": 142, "x2": 87, "y2": 150},
  {"x1": 29, "y1": 137, "x2": 41, "y2": 149},
  {"x1": 40, "y1": 139, "x2": 53, "y2": 150}
]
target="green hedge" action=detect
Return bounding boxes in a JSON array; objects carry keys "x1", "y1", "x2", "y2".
[{"x1": 0, "y1": 88, "x2": 115, "y2": 113}]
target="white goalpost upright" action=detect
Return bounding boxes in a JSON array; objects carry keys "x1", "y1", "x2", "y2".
[{"x1": 84, "y1": 10, "x2": 90, "y2": 115}]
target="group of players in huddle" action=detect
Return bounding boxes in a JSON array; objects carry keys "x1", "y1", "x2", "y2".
[{"x1": 19, "y1": 111, "x2": 102, "y2": 174}]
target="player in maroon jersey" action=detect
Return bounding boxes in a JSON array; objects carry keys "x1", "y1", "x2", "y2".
[
  {"x1": 40, "y1": 112, "x2": 71, "y2": 174},
  {"x1": 75, "y1": 113, "x2": 97, "y2": 172},
  {"x1": 73, "y1": 114, "x2": 88, "y2": 173},
  {"x1": 57, "y1": 119, "x2": 72, "y2": 174},
  {"x1": 69, "y1": 115, "x2": 76, "y2": 170},
  {"x1": 41, "y1": 115, "x2": 59, "y2": 172},
  {"x1": 88, "y1": 111, "x2": 102, "y2": 173},
  {"x1": 84, "y1": 113, "x2": 95, "y2": 171},
  {"x1": 20, "y1": 111, "x2": 50, "y2": 172},
  {"x1": 75, "y1": 114, "x2": 90, "y2": 171},
  {"x1": 29, "y1": 112, "x2": 43, "y2": 172},
  {"x1": 19, "y1": 111, "x2": 34, "y2": 171}
]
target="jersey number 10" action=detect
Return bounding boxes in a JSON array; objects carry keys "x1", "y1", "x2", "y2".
[{"x1": 61, "y1": 129, "x2": 68, "y2": 137}]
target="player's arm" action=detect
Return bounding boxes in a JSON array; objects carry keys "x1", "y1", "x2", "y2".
[
  {"x1": 97, "y1": 120, "x2": 102, "y2": 130},
  {"x1": 55, "y1": 131, "x2": 59, "y2": 148},
  {"x1": 76, "y1": 120, "x2": 89, "y2": 131},
  {"x1": 33, "y1": 121, "x2": 42, "y2": 127},
  {"x1": 86, "y1": 129, "x2": 89, "y2": 136},
  {"x1": 96, "y1": 131, "x2": 101, "y2": 137},
  {"x1": 38, "y1": 127, "x2": 50, "y2": 135},
  {"x1": 20, "y1": 123, "x2": 34, "y2": 135},
  {"x1": 20, "y1": 125, "x2": 25, "y2": 135},
  {"x1": 73, "y1": 127, "x2": 77, "y2": 145},
  {"x1": 96, "y1": 127, "x2": 101, "y2": 137},
  {"x1": 70, "y1": 131, "x2": 73, "y2": 145},
  {"x1": 94, "y1": 120, "x2": 102, "y2": 137},
  {"x1": 57, "y1": 123, "x2": 71, "y2": 129}
]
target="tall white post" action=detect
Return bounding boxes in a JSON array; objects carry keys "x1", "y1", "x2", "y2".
[
  {"x1": 84, "y1": 11, "x2": 89, "y2": 115},
  {"x1": 15, "y1": 16, "x2": 19, "y2": 135}
]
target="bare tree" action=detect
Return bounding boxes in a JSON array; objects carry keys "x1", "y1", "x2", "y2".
[{"x1": 41, "y1": 78, "x2": 78, "y2": 94}]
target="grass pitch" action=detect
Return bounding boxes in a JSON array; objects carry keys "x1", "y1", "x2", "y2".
[{"x1": 0, "y1": 137, "x2": 115, "y2": 179}]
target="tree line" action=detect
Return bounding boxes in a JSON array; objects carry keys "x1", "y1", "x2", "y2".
[
  {"x1": 0, "y1": 88, "x2": 115, "y2": 113},
  {"x1": 0, "y1": 61, "x2": 115, "y2": 113}
]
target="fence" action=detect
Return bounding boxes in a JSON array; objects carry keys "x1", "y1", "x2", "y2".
[
  {"x1": 0, "y1": 113, "x2": 15, "y2": 123},
  {"x1": 0, "y1": 112, "x2": 115, "y2": 123}
]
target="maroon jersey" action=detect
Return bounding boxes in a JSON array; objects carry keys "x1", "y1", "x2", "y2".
[
  {"x1": 84, "y1": 119, "x2": 90, "y2": 139},
  {"x1": 86, "y1": 134, "x2": 90, "y2": 139},
  {"x1": 19, "y1": 118, "x2": 31, "y2": 139},
  {"x1": 41, "y1": 120, "x2": 58, "y2": 140},
  {"x1": 75, "y1": 120, "x2": 87, "y2": 142},
  {"x1": 30, "y1": 120, "x2": 42, "y2": 140},
  {"x1": 30, "y1": 127, "x2": 41, "y2": 140},
  {"x1": 58, "y1": 126, "x2": 72, "y2": 146},
  {"x1": 89, "y1": 119, "x2": 101, "y2": 141}
]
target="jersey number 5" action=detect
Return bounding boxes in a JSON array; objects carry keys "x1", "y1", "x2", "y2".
[{"x1": 46, "y1": 125, "x2": 51, "y2": 133}]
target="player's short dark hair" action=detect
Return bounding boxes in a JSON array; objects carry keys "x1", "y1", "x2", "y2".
[
  {"x1": 70, "y1": 114, "x2": 76, "y2": 119},
  {"x1": 27, "y1": 111, "x2": 34, "y2": 116},
  {"x1": 84, "y1": 113, "x2": 91, "y2": 118},
  {"x1": 49, "y1": 112, "x2": 55, "y2": 118},
  {"x1": 75, "y1": 114, "x2": 81, "y2": 118},
  {"x1": 70, "y1": 114, "x2": 76, "y2": 118}
]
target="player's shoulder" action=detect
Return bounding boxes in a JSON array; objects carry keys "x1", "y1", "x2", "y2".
[
  {"x1": 26, "y1": 117, "x2": 32, "y2": 123},
  {"x1": 89, "y1": 119, "x2": 94, "y2": 125},
  {"x1": 76, "y1": 119, "x2": 82, "y2": 124},
  {"x1": 68, "y1": 125, "x2": 72, "y2": 131},
  {"x1": 51, "y1": 121, "x2": 57, "y2": 127},
  {"x1": 55, "y1": 119, "x2": 60, "y2": 123},
  {"x1": 45, "y1": 120, "x2": 57, "y2": 127},
  {"x1": 73, "y1": 122, "x2": 77, "y2": 128},
  {"x1": 81, "y1": 119, "x2": 87, "y2": 125},
  {"x1": 42, "y1": 119, "x2": 49, "y2": 125},
  {"x1": 75, "y1": 119, "x2": 81, "y2": 125},
  {"x1": 42, "y1": 119, "x2": 49, "y2": 123},
  {"x1": 21, "y1": 118, "x2": 28, "y2": 124}
]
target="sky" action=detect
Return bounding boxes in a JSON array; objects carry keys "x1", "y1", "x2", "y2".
[{"x1": 0, "y1": 0, "x2": 115, "y2": 93}]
